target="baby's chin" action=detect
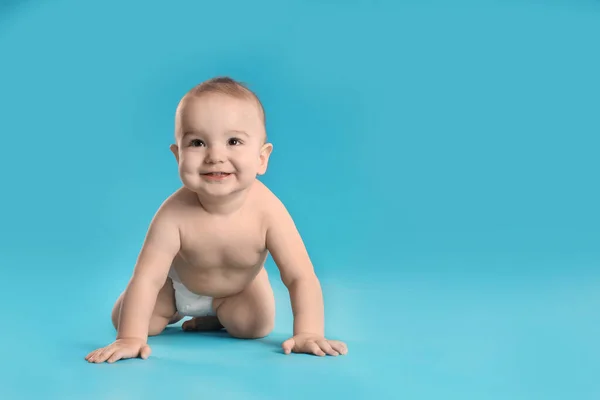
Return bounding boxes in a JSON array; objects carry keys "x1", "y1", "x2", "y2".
[
  {"x1": 179, "y1": 175, "x2": 234, "y2": 195},
  {"x1": 179, "y1": 170, "x2": 259, "y2": 196}
]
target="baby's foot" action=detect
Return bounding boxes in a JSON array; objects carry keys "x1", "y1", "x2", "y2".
[{"x1": 182, "y1": 316, "x2": 224, "y2": 332}]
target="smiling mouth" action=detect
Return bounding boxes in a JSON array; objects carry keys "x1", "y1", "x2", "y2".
[
  {"x1": 201, "y1": 172, "x2": 232, "y2": 180},
  {"x1": 203, "y1": 172, "x2": 231, "y2": 176}
]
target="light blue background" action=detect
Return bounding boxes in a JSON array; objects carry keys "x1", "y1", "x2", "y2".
[{"x1": 0, "y1": 0, "x2": 598, "y2": 399}]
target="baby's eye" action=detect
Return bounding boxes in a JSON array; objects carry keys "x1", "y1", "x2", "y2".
[
  {"x1": 228, "y1": 138, "x2": 242, "y2": 146},
  {"x1": 189, "y1": 139, "x2": 205, "y2": 147}
]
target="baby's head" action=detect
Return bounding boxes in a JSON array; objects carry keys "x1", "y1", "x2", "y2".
[{"x1": 170, "y1": 77, "x2": 273, "y2": 197}]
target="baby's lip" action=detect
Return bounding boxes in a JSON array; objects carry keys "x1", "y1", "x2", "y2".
[{"x1": 201, "y1": 171, "x2": 232, "y2": 174}]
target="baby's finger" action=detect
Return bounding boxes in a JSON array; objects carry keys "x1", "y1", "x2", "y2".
[
  {"x1": 85, "y1": 349, "x2": 100, "y2": 362},
  {"x1": 88, "y1": 349, "x2": 105, "y2": 362},
  {"x1": 140, "y1": 345, "x2": 151, "y2": 360},
  {"x1": 307, "y1": 341, "x2": 326, "y2": 357},
  {"x1": 107, "y1": 350, "x2": 125, "y2": 363},
  {"x1": 282, "y1": 338, "x2": 295, "y2": 355},
  {"x1": 85, "y1": 349, "x2": 99, "y2": 360},
  {"x1": 95, "y1": 347, "x2": 113, "y2": 363},
  {"x1": 317, "y1": 340, "x2": 339, "y2": 356},
  {"x1": 100, "y1": 344, "x2": 121, "y2": 363},
  {"x1": 329, "y1": 341, "x2": 348, "y2": 355}
]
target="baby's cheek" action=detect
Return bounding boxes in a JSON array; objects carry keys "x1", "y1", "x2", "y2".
[
  {"x1": 180, "y1": 157, "x2": 199, "y2": 171},
  {"x1": 180, "y1": 172, "x2": 201, "y2": 190},
  {"x1": 178, "y1": 161, "x2": 200, "y2": 182}
]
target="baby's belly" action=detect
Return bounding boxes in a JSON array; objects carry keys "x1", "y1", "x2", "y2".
[{"x1": 171, "y1": 255, "x2": 267, "y2": 298}]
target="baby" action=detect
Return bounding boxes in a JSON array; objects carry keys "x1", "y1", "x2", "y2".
[{"x1": 86, "y1": 77, "x2": 348, "y2": 363}]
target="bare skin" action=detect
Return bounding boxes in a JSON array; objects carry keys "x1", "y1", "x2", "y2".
[
  {"x1": 85, "y1": 90, "x2": 348, "y2": 363},
  {"x1": 109, "y1": 184, "x2": 277, "y2": 337}
]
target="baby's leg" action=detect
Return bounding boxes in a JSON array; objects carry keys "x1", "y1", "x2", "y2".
[
  {"x1": 111, "y1": 277, "x2": 181, "y2": 336},
  {"x1": 212, "y1": 267, "x2": 275, "y2": 339}
]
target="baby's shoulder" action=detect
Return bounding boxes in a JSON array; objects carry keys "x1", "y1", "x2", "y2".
[
  {"x1": 153, "y1": 187, "x2": 195, "y2": 221},
  {"x1": 251, "y1": 180, "x2": 287, "y2": 221}
]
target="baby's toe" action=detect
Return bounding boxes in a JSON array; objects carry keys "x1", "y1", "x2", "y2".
[{"x1": 182, "y1": 319, "x2": 195, "y2": 331}]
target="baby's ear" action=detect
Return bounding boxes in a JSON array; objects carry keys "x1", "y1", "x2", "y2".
[
  {"x1": 170, "y1": 144, "x2": 179, "y2": 163},
  {"x1": 258, "y1": 143, "x2": 273, "y2": 175}
]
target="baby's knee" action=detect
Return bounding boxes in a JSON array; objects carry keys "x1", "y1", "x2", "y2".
[
  {"x1": 229, "y1": 314, "x2": 274, "y2": 339},
  {"x1": 249, "y1": 320, "x2": 274, "y2": 339},
  {"x1": 147, "y1": 320, "x2": 168, "y2": 336}
]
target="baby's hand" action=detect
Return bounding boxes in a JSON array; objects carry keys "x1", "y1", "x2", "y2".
[
  {"x1": 282, "y1": 333, "x2": 348, "y2": 357},
  {"x1": 85, "y1": 338, "x2": 150, "y2": 363}
]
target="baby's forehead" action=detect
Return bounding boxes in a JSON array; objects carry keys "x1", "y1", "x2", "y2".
[
  {"x1": 177, "y1": 93, "x2": 265, "y2": 138},
  {"x1": 184, "y1": 93, "x2": 260, "y2": 118}
]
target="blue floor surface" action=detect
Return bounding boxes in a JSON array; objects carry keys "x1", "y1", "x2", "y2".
[
  {"x1": 0, "y1": 252, "x2": 599, "y2": 399},
  {"x1": 1, "y1": 0, "x2": 599, "y2": 398}
]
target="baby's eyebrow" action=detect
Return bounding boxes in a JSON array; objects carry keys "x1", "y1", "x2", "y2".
[
  {"x1": 181, "y1": 130, "x2": 204, "y2": 138},
  {"x1": 226, "y1": 130, "x2": 249, "y2": 137},
  {"x1": 181, "y1": 129, "x2": 249, "y2": 139}
]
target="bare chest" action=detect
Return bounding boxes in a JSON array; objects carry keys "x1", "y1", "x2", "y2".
[{"x1": 177, "y1": 213, "x2": 267, "y2": 271}]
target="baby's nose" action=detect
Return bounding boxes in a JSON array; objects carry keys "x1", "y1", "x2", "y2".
[{"x1": 205, "y1": 146, "x2": 226, "y2": 163}]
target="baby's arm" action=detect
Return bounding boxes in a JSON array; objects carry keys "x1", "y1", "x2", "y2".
[
  {"x1": 86, "y1": 203, "x2": 180, "y2": 363},
  {"x1": 265, "y1": 196, "x2": 347, "y2": 356},
  {"x1": 117, "y1": 206, "x2": 180, "y2": 341}
]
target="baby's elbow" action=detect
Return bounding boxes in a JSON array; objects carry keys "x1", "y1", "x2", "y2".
[{"x1": 284, "y1": 272, "x2": 320, "y2": 291}]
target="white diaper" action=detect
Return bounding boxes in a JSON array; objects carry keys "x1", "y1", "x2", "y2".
[{"x1": 168, "y1": 268, "x2": 216, "y2": 317}]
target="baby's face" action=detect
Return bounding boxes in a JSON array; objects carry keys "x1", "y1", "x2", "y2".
[{"x1": 172, "y1": 93, "x2": 271, "y2": 198}]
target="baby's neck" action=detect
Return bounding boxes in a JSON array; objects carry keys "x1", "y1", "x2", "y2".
[{"x1": 194, "y1": 188, "x2": 250, "y2": 216}]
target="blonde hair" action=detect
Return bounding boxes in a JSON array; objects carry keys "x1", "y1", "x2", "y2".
[{"x1": 175, "y1": 76, "x2": 266, "y2": 141}]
